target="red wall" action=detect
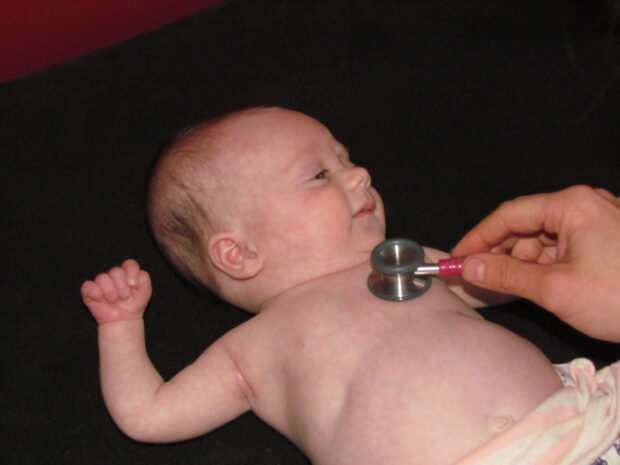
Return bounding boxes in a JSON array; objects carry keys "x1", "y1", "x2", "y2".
[{"x1": 0, "y1": 0, "x2": 226, "y2": 82}]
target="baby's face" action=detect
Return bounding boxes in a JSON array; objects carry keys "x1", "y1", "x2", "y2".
[{"x1": 215, "y1": 108, "x2": 386, "y2": 279}]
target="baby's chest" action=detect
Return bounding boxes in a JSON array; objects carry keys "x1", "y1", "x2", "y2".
[
  {"x1": 248, "y1": 318, "x2": 498, "y2": 460},
  {"x1": 245, "y1": 285, "x2": 479, "y2": 393},
  {"x1": 265, "y1": 298, "x2": 474, "y2": 395}
]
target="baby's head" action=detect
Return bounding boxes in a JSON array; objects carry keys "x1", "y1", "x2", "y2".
[{"x1": 149, "y1": 107, "x2": 386, "y2": 311}]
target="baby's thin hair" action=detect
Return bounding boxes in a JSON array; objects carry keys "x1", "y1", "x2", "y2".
[
  {"x1": 147, "y1": 118, "x2": 222, "y2": 292},
  {"x1": 148, "y1": 107, "x2": 280, "y2": 291}
]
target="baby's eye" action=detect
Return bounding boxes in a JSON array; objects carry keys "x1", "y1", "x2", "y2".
[{"x1": 314, "y1": 169, "x2": 328, "y2": 180}]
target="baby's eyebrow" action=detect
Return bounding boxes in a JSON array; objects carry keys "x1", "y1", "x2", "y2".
[
  {"x1": 283, "y1": 150, "x2": 309, "y2": 176},
  {"x1": 335, "y1": 142, "x2": 350, "y2": 157},
  {"x1": 335, "y1": 143, "x2": 353, "y2": 162}
]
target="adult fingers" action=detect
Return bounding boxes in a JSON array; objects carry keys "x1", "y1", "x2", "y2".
[
  {"x1": 452, "y1": 192, "x2": 556, "y2": 257},
  {"x1": 460, "y1": 253, "x2": 557, "y2": 305}
]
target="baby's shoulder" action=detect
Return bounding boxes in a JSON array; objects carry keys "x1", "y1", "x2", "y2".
[{"x1": 219, "y1": 306, "x2": 302, "y2": 354}]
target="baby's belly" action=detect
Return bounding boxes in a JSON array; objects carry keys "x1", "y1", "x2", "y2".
[
  {"x1": 331, "y1": 325, "x2": 558, "y2": 464},
  {"x1": 296, "y1": 309, "x2": 562, "y2": 465},
  {"x1": 256, "y1": 276, "x2": 563, "y2": 465}
]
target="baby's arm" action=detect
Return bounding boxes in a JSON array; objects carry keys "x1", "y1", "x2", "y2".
[
  {"x1": 424, "y1": 247, "x2": 515, "y2": 307},
  {"x1": 81, "y1": 260, "x2": 250, "y2": 442}
]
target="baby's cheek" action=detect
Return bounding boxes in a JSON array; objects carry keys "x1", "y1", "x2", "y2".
[
  {"x1": 304, "y1": 201, "x2": 350, "y2": 239},
  {"x1": 257, "y1": 189, "x2": 350, "y2": 248},
  {"x1": 372, "y1": 191, "x2": 386, "y2": 226}
]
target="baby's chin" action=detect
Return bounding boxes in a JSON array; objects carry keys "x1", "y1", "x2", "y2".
[
  {"x1": 358, "y1": 230, "x2": 386, "y2": 250},
  {"x1": 344, "y1": 237, "x2": 386, "y2": 264}
]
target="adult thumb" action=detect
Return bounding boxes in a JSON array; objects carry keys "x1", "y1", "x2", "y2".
[{"x1": 460, "y1": 253, "x2": 552, "y2": 302}]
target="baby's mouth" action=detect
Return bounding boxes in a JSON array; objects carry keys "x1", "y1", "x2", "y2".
[{"x1": 353, "y1": 200, "x2": 375, "y2": 218}]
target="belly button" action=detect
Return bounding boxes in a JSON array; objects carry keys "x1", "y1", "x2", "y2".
[{"x1": 490, "y1": 414, "x2": 514, "y2": 432}]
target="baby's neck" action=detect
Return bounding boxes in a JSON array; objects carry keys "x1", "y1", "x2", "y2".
[{"x1": 256, "y1": 256, "x2": 371, "y2": 313}]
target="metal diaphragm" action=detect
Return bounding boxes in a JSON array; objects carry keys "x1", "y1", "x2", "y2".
[{"x1": 367, "y1": 238, "x2": 431, "y2": 301}]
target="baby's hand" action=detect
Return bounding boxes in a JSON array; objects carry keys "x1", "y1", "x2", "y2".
[{"x1": 81, "y1": 259, "x2": 152, "y2": 325}]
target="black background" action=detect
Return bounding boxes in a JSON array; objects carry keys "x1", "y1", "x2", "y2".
[{"x1": 2, "y1": 1, "x2": 619, "y2": 464}]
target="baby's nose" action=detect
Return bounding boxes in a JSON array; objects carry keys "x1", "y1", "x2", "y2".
[{"x1": 342, "y1": 166, "x2": 372, "y2": 191}]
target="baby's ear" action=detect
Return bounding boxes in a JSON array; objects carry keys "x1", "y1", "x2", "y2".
[{"x1": 207, "y1": 232, "x2": 263, "y2": 280}]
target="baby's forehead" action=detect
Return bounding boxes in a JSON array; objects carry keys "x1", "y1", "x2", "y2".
[
  {"x1": 224, "y1": 111, "x2": 339, "y2": 159},
  {"x1": 181, "y1": 108, "x2": 343, "y2": 188}
]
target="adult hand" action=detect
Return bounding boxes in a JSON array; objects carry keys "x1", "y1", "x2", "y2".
[{"x1": 451, "y1": 185, "x2": 620, "y2": 342}]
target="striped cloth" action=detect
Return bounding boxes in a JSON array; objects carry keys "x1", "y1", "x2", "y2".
[{"x1": 455, "y1": 359, "x2": 620, "y2": 465}]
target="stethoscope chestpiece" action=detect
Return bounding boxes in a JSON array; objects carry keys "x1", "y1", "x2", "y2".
[{"x1": 367, "y1": 238, "x2": 432, "y2": 302}]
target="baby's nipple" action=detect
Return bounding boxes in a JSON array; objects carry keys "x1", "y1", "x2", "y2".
[{"x1": 490, "y1": 414, "x2": 514, "y2": 433}]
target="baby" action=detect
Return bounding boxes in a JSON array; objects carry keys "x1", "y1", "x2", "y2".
[{"x1": 81, "y1": 107, "x2": 565, "y2": 465}]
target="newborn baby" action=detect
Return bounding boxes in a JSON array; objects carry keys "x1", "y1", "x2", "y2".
[{"x1": 81, "y1": 107, "x2": 563, "y2": 465}]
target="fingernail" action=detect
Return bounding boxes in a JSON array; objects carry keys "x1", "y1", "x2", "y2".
[{"x1": 465, "y1": 258, "x2": 485, "y2": 282}]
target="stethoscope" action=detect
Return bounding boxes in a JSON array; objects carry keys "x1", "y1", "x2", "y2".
[{"x1": 368, "y1": 239, "x2": 464, "y2": 302}]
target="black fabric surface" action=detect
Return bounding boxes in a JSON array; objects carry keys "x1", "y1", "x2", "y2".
[{"x1": 2, "y1": 1, "x2": 620, "y2": 464}]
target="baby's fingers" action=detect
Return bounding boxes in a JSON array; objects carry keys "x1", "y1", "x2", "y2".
[
  {"x1": 94, "y1": 272, "x2": 123, "y2": 302},
  {"x1": 122, "y1": 259, "x2": 141, "y2": 287},
  {"x1": 80, "y1": 280, "x2": 103, "y2": 303},
  {"x1": 109, "y1": 266, "x2": 132, "y2": 301},
  {"x1": 137, "y1": 269, "x2": 152, "y2": 294}
]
